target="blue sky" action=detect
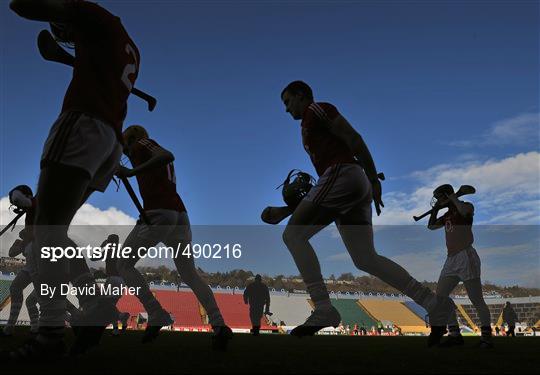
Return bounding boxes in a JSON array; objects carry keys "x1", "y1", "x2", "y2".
[{"x1": 0, "y1": 1, "x2": 538, "y2": 286}]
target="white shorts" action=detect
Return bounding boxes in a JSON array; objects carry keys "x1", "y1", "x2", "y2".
[
  {"x1": 40, "y1": 111, "x2": 123, "y2": 192},
  {"x1": 126, "y1": 209, "x2": 192, "y2": 249},
  {"x1": 305, "y1": 163, "x2": 372, "y2": 221},
  {"x1": 439, "y1": 245, "x2": 481, "y2": 281}
]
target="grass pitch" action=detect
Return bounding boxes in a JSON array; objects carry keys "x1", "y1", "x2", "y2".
[{"x1": 0, "y1": 328, "x2": 538, "y2": 374}]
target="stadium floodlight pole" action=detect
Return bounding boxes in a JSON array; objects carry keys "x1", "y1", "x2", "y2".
[
  {"x1": 0, "y1": 212, "x2": 25, "y2": 237},
  {"x1": 37, "y1": 29, "x2": 157, "y2": 111}
]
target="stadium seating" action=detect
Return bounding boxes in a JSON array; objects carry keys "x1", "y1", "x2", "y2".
[
  {"x1": 461, "y1": 302, "x2": 540, "y2": 327},
  {"x1": 213, "y1": 293, "x2": 272, "y2": 329},
  {"x1": 402, "y1": 301, "x2": 427, "y2": 322},
  {"x1": 359, "y1": 299, "x2": 430, "y2": 334},
  {"x1": 269, "y1": 294, "x2": 312, "y2": 326},
  {"x1": 0, "y1": 279, "x2": 13, "y2": 308},
  {"x1": 331, "y1": 299, "x2": 377, "y2": 328},
  {"x1": 152, "y1": 290, "x2": 204, "y2": 327}
]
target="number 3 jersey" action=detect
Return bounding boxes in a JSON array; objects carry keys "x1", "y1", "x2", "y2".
[
  {"x1": 61, "y1": 1, "x2": 140, "y2": 141},
  {"x1": 130, "y1": 138, "x2": 187, "y2": 213}
]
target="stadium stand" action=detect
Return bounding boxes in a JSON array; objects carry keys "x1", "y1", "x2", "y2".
[
  {"x1": 269, "y1": 294, "x2": 312, "y2": 326},
  {"x1": 359, "y1": 299, "x2": 430, "y2": 334},
  {"x1": 0, "y1": 279, "x2": 12, "y2": 308},
  {"x1": 402, "y1": 301, "x2": 427, "y2": 322},
  {"x1": 213, "y1": 293, "x2": 273, "y2": 329},
  {"x1": 331, "y1": 299, "x2": 377, "y2": 328},
  {"x1": 152, "y1": 290, "x2": 204, "y2": 327},
  {"x1": 461, "y1": 302, "x2": 540, "y2": 327},
  {"x1": 456, "y1": 304, "x2": 478, "y2": 331}
]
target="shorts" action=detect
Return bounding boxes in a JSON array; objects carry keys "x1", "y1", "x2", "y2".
[
  {"x1": 127, "y1": 209, "x2": 192, "y2": 248},
  {"x1": 40, "y1": 111, "x2": 123, "y2": 192},
  {"x1": 304, "y1": 163, "x2": 372, "y2": 221},
  {"x1": 439, "y1": 245, "x2": 481, "y2": 281}
]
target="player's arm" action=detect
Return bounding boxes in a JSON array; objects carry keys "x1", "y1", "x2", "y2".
[
  {"x1": 8, "y1": 239, "x2": 25, "y2": 257},
  {"x1": 447, "y1": 195, "x2": 474, "y2": 218},
  {"x1": 9, "y1": 0, "x2": 71, "y2": 22},
  {"x1": 243, "y1": 287, "x2": 249, "y2": 304},
  {"x1": 118, "y1": 145, "x2": 174, "y2": 178},
  {"x1": 427, "y1": 207, "x2": 445, "y2": 230},
  {"x1": 328, "y1": 115, "x2": 384, "y2": 215}
]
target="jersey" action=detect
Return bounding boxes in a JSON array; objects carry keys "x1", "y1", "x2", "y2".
[
  {"x1": 300, "y1": 102, "x2": 356, "y2": 176},
  {"x1": 442, "y1": 203, "x2": 474, "y2": 255},
  {"x1": 130, "y1": 138, "x2": 186, "y2": 213},
  {"x1": 61, "y1": 1, "x2": 140, "y2": 141}
]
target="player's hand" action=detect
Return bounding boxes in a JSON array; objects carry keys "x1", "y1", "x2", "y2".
[
  {"x1": 115, "y1": 165, "x2": 134, "y2": 178},
  {"x1": 371, "y1": 179, "x2": 384, "y2": 216}
]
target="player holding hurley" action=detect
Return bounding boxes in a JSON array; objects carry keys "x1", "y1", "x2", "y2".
[
  {"x1": 0, "y1": 186, "x2": 40, "y2": 338},
  {"x1": 427, "y1": 184, "x2": 493, "y2": 348},
  {"x1": 116, "y1": 125, "x2": 233, "y2": 349},
  {"x1": 8, "y1": 0, "x2": 140, "y2": 360},
  {"x1": 264, "y1": 81, "x2": 455, "y2": 344}
]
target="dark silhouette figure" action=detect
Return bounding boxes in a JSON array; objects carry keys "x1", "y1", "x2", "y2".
[
  {"x1": 502, "y1": 301, "x2": 518, "y2": 337},
  {"x1": 243, "y1": 275, "x2": 271, "y2": 335},
  {"x1": 428, "y1": 184, "x2": 492, "y2": 348}
]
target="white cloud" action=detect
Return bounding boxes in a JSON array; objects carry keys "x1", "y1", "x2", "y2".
[
  {"x1": 448, "y1": 112, "x2": 540, "y2": 147},
  {"x1": 375, "y1": 152, "x2": 540, "y2": 225},
  {"x1": 0, "y1": 196, "x2": 137, "y2": 257},
  {"x1": 487, "y1": 113, "x2": 540, "y2": 146}
]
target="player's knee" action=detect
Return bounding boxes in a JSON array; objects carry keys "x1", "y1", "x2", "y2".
[
  {"x1": 282, "y1": 227, "x2": 305, "y2": 249},
  {"x1": 350, "y1": 252, "x2": 377, "y2": 273}
]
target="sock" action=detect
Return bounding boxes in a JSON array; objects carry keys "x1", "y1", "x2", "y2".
[{"x1": 306, "y1": 281, "x2": 332, "y2": 310}]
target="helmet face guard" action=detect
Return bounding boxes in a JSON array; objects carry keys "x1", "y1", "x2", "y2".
[
  {"x1": 279, "y1": 169, "x2": 316, "y2": 208},
  {"x1": 50, "y1": 22, "x2": 75, "y2": 49},
  {"x1": 432, "y1": 184, "x2": 454, "y2": 206}
]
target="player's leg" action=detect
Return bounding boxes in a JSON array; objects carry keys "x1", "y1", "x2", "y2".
[
  {"x1": 32, "y1": 164, "x2": 90, "y2": 338},
  {"x1": 1, "y1": 270, "x2": 32, "y2": 337},
  {"x1": 174, "y1": 250, "x2": 233, "y2": 348},
  {"x1": 336, "y1": 203, "x2": 455, "y2": 342},
  {"x1": 464, "y1": 278, "x2": 493, "y2": 347},
  {"x1": 117, "y1": 233, "x2": 165, "y2": 314},
  {"x1": 25, "y1": 290, "x2": 40, "y2": 335},
  {"x1": 249, "y1": 306, "x2": 263, "y2": 336},
  {"x1": 169, "y1": 211, "x2": 232, "y2": 348},
  {"x1": 282, "y1": 200, "x2": 341, "y2": 335},
  {"x1": 435, "y1": 275, "x2": 463, "y2": 347},
  {"x1": 117, "y1": 216, "x2": 171, "y2": 343}
]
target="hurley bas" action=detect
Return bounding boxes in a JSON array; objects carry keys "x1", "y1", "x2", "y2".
[{"x1": 41, "y1": 283, "x2": 140, "y2": 299}]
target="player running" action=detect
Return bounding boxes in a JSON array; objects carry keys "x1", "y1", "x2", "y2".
[
  {"x1": 0, "y1": 186, "x2": 39, "y2": 338},
  {"x1": 116, "y1": 125, "x2": 233, "y2": 349},
  {"x1": 265, "y1": 81, "x2": 455, "y2": 342},
  {"x1": 8, "y1": 0, "x2": 140, "y2": 360},
  {"x1": 428, "y1": 184, "x2": 493, "y2": 348}
]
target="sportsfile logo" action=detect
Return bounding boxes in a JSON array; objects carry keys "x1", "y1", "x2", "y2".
[{"x1": 40, "y1": 243, "x2": 243, "y2": 262}]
